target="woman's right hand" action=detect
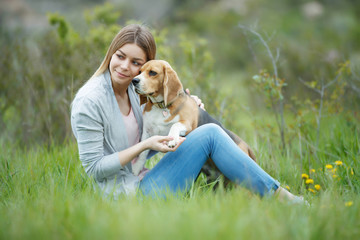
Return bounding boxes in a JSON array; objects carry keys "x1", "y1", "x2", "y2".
[{"x1": 145, "y1": 135, "x2": 186, "y2": 153}]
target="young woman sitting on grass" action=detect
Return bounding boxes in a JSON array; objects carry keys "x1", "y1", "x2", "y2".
[{"x1": 71, "y1": 23, "x2": 307, "y2": 204}]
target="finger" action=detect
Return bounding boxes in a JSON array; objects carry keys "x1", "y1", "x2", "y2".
[
  {"x1": 169, "y1": 137, "x2": 186, "y2": 151},
  {"x1": 159, "y1": 137, "x2": 186, "y2": 152},
  {"x1": 158, "y1": 135, "x2": 174, "y2": 142},
  {"x1": 159, "y1": 145, "x2": 174, "y2": 153},
  {"x1": 190, "y1": 95, "x2": 202, "y2": 106}
]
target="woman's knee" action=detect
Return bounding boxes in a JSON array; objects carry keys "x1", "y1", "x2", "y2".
[
  {"x1": 185, "y1": 123, "x2": 227, "y2": 149},
  {"x1": 187, "y1": 123, "x2": 227, "y2": 146},
  {"x1": 197, "y1": 123, "x2": 225, "y2": 137}
]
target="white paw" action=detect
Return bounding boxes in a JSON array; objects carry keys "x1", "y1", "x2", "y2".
[{"x1": 168, "y1": 139, "x2": 178, "y2": 148}]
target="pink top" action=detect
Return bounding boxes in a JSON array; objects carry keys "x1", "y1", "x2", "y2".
[
  {"x1": 122, "y1": 107, "x2": 140, "y2": 148},
  {"x1": 122, "y1": 107, "x2": 148, "y2": 179}
]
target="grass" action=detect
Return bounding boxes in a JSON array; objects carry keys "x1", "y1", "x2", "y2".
[{"x1": 1, "y1": 115, "x2": 359, "y2": 240}]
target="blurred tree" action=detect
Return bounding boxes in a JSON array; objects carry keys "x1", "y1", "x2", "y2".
[{"x1": 0, "y1": 0, "x2": 359, "y2": 146}]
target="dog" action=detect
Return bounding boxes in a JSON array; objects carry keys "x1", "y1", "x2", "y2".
[{"x1": 131, "y1": 60, "x2": 256, "y2": 183}]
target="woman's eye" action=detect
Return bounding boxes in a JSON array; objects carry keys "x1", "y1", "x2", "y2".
[
  {"x1": 133, "y1": 61, "x2": 140, "y2": 66},
  {"x1": 149, "y1": 70, "x2": 157, "y2": 76},
  {"x1": 117, "y1": 54, "x2": 124, "y2": 59}
]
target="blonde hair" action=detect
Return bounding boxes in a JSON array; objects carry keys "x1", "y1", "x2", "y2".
[{"x1": 93, "y1": 24, "x2": 156, "y2": 77}]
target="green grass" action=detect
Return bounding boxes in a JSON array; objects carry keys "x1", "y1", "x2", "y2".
[{"x1": 1, "y1": 115, "x2": 359, "y2": 240}]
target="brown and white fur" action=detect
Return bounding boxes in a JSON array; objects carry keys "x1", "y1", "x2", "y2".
[{"x1": 131, "y1": 60, "x2": 256, "y2": 181}]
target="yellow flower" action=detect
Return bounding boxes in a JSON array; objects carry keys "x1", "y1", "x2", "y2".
[
  {"x1": 335, "y1": 160, "x2": 343, "y2": 166},
  {"x1": 310, "y1": 169, "x2": 316, "y2": 173},
  {"x1": 314, "y1": 184, "x2": 321, "y2": 190},
  {"x1": 345, "y1": 201, "x2": 353, "y2": 207},
  {"x1": 285, "y1": 185, "x2": 290, "y2": 191},
  {"x1": 306, "y1": 179, "x2": 314, "y2": 184},
  {"x1": 308, "y1": 188, "x2": 316, "y2": 193},
  {"x1": 351, "y1": 168, "x2": 354, "y2": 175},
  {"x1": 332, "y1": 174, "x2": 338, "y2": 178},
  {"x1": 302, "y1": 173, "x2": 309, "y2": 179},
  {"x1": 326, "y1": 164, "x2": 333, "y2": 169}
]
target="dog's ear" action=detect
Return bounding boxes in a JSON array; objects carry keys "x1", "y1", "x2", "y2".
[
  {"x1": 163, "y1": 63, "x2": 183, "y2": 106},
  {"x1": 139, "y1": 95, "x2": 148, "y2": 106}
]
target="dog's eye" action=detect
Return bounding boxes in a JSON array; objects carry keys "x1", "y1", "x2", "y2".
[
  {"x1": 149, "y1": 70, "x2": 157, "y2": 76},
  {"x1": 139, "y1": 71, "x2": 142, "y2": 74}
]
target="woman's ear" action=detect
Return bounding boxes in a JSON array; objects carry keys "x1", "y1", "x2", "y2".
[{"x1": 163, "y1": 63, "x2": 183, "y2": 106}]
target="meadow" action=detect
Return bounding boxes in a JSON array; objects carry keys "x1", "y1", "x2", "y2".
[
  {"x1": 1, "y1": 1, "x2": 360, "y2": 239},
  {"x1": 1, "y1": 114, "x2": 359, "y2": 239}
]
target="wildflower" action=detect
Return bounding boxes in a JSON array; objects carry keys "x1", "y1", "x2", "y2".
[
  {"x1": 351, "y1": 168, "x2": 354, "y2": 175},
  {"x1": 308, "y1": 188, "x2": 316, "y2": 193},
  {"x1": 314, "y1": 184, "x2": 321, "y2": 190},
  {"x1": 335, "y1": 160, "x2": 343, "y2": 166},
  {"x1": 310, "y1": 169, "x2": 316, "y2": 173},
  {"x1": 332, "y1": 174, "x2": 338, "y2": 179},
  {"x1": 345, "y1": 201, "x2": 353, "y2": 207},
  {"x1": 302, "y1": 173, "x2": 309, "y2": 179},
  {"x1": 326, "y1": 164, "x2": 333, "y2": 169},
  {"x1": 305, "y1": 179, "x2": 314, "y2": 184},
  {"x1": 285, "y1": 185, "x2": 290, "y2": 191}
]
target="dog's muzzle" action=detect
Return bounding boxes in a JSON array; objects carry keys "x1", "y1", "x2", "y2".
[
  {"x1": 132, "y1": 78, "x2": 140, "y2": 86},
  {"x1": 132, "y1": 78, "x2": 142, "y2": 94}
]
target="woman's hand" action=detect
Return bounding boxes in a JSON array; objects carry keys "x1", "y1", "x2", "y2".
[
  {"x1": 145, "y1": 135, "x2": 186, "y2": 153},
  {"x1": 186, "y1": 88, "x2": 205, "y2": 111}
]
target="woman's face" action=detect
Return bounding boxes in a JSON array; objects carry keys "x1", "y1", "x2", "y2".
[{"x1": 109, "y1": 43, "x2": 147, "y2": 87}]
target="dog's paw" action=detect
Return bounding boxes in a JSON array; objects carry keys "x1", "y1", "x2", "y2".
[{"x1": 168, "y1": 139, "x2": 178, "y2": 148}]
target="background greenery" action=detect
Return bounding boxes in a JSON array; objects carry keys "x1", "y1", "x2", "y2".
[
  {"x1": 1, "y1": 0, "x2": 360, "y2": 239},
  {"x1": 1, "y1": 0, "x2": 359, "y2": 145}
]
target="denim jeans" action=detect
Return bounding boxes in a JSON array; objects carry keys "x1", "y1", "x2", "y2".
[{"x1": 139, "y1": 123, "x2": 280, "y2": 198}]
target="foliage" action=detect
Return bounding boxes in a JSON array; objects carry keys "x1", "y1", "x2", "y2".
[
  {"x1": 1, "y1": 2, "x2": 360, "y2": 238},
  {"x1": 291, "y1": 61, "x2": 351, "y2": 149},
  {"x1": 1, "y1": 1, "x2": 360, "y2": 146},
  {"x1": 0, "y1": 2, "x2": 229, "y2": 146},
  {"x1": 1, "y1": 116, "x2": 359, "y2": 239}
]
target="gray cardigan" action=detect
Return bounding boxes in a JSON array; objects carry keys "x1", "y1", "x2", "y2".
[{"x1": 71, "y1": 70, "x2": 144, "y2": 197}]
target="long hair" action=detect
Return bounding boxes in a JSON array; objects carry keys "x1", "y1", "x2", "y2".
[{"x1": 92, "y1": 24, "x2": 156, "y2": 77}]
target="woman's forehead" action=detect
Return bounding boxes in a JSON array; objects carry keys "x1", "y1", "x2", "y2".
[{"x1": 117, "y1": 43, "x2": 146, "y2": 61}]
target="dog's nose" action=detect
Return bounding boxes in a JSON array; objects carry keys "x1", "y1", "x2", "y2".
[{"x1": 132, "y1": 78, "x2": 140, "y2": 86}]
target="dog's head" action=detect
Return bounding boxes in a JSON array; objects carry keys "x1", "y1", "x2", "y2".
[{"x1": 132, "y1": 60, "x2": 183, "y2": 106}]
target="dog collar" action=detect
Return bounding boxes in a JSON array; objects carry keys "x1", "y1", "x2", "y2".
[
  {"x1": 150, "y1": 91, "x2": 185, "y2": 109},
  {"x1": 153, "y1": 101, "x2": 168, "y2": 109}
]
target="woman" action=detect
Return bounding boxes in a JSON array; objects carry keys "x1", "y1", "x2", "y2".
[{"x1": 71, "y1": 24, "x2": 306, "y2": 203}]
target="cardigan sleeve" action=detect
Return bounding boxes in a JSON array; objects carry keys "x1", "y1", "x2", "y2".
[{"x1": 71, "y1": 97, "x2": 123, "y2": 182}]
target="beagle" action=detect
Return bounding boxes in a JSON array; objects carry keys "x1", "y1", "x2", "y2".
[{"x1": 131, "y1": 60, "x2": 256, "y2": 179}]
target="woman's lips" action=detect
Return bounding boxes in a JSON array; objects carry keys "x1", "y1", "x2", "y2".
[{"x1": 116, "y1": 70, "x2": 129, "y2": 78}]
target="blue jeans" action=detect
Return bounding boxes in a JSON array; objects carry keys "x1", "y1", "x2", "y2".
[{"x1": 139, "y1": 124, "x2": 280, "y2": 198}]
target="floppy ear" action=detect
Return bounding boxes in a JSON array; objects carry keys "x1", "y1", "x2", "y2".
[
  {"x1": 163, "y1": 63, "x2": 183, "y2": 106},
  {"x1": 139, "y1": 95, "x2": 148, "y2": 106}
]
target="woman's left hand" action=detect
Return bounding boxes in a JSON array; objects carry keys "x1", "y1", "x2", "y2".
[
  {"x1": 145, "y1": 135, "x2": 186, "y2": 153},
  {"x1": 186, "y1": 88, "x2": 205, "y2": 111}
]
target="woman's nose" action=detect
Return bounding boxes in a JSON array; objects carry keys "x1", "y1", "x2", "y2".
[{"x1": 121, "y1": 59, "x2": 130, "y2": 70}]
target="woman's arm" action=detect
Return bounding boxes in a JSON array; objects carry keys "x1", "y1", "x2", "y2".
[
  {"x1": 117, "y1": 135, "x2": 185, "y2": 166},
  {"x1": 72, "y1": 100, "x2": 123, "y2": 181},
  {"x1": 71, "y1": 97, "x2": 185, "y2": 180}
]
